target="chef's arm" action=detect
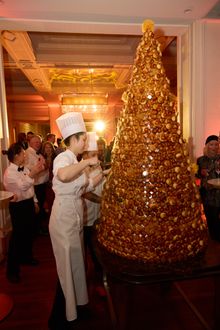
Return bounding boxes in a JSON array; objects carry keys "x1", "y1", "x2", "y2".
[
  {"x1": 85, "y1": 172, "x2": 104, "y2": 192},
  {"x1": 57, "y1": 157, "x2": 98, "y2": 182},
  {"x1": 90, "y1": 172, "x2": 103, "y2": 188}
]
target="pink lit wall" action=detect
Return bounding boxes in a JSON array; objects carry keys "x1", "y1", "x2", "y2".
[{"x1": 203, "y1": 21, "x2": 220, "y2": 145}]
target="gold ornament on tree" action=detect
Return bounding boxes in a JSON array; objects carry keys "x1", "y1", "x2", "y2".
[{"x1": 97, "y1": 20, "x2": 208, "y2": 265}]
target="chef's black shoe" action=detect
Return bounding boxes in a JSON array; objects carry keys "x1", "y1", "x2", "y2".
[
  {"x1": 48, "y1": 318, "x2": 79, "y2": 330},
  {"x1": 20, "y1": 258, "x2": 39, "y2": 266},
  {"x1": 77, "y1": 304, "x2": 92, "y2": 320}
]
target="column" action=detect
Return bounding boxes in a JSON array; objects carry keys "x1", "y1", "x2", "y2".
[
  {"x1": 0, "y1": 43, "x2": 11, "y2": 261},
  {"x1": 48, "y1": 104, "x2": 62, "y2": 138}
]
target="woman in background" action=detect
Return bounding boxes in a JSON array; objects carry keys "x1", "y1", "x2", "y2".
[
  {"x1": 41, "y1": 141, "x2": 56, "y2": 218},
  {"x1": 197, "y1": 135, "x2": 220, "y2": 241}
]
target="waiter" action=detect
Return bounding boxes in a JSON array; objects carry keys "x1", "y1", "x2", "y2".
[
  {"x1": 48, "y1": 112, "x2": 103, "y2": 329},
  {"x1": 3, "y1": 143, "x2": 43, "y2": 283}
]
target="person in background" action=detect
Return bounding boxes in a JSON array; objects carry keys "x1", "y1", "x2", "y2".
[
  {"x1": 196, "y1": 135, "x2": 220, "y2": 241},
  {"x1": 97, "y1": 137, "x2": 107, "y2": 163},
  {"x1": 26, "y1": 131, "x2": 34, "y2": 146},
  {"x1": 105, "y1": 137, "x2": 115, "y2": 165},
  {"x1": 2, "y1": 143, "x2": 44, "y2": 283},
  {"x1": 46, "y1": 133, "x2": 57, "y2": 149},
  {"x1": 25, "y1": 135, "x2": 49, "y2": 235},
  {"x1": 17, "y1": 132, "x2": 28, "y2": 150},
  {"x1": 41, "y1": 141, "x2": 56, "y2": 219},
  {"x1": 55, "y1": 137, "x2": 66, "y2": 156},
  {"x1": 48, "y1": 112, "x2": 104, "y2": 329}
]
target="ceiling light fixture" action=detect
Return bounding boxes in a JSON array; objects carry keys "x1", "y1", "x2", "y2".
[
  {"x1": 184, "y1": 8, "x2": 192, "y2": 14},
  {"x1": 61, "y1": 93, "x2": 108, "y2": 113}
]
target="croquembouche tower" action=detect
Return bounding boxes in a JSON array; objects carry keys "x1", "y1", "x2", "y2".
[{"x1": 97, "y1": 20, "x2": 208, "y2": 265}]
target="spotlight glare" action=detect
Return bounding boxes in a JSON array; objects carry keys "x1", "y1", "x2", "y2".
[{"x1": 94, "y1": 120, "x2": 105, "y2": 133}]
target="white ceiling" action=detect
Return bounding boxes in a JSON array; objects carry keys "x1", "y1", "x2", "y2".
[{"x1": 0, "y1": 0, "x2": 219, "y2": 26}]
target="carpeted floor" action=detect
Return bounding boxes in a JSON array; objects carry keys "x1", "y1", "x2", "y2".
[{"x1": 0, "y1": 234, "x2": 218, "y2": 330}]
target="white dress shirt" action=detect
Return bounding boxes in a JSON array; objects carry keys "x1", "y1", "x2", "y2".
[{"x1": 3, "y1": 163, "x2": 37, "y2": 202}]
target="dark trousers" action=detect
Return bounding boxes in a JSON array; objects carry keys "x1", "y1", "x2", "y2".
[
  {"x1": 34, "y1": 183, "x2": 47, "y2": 233},
  {"x1": 7, "y1": 198, "x2": 35, "y2": 276}
]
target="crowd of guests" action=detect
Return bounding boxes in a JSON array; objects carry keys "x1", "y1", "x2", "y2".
[{"x1": 2, "y1": 119, "x2": 220, "y2": 329}]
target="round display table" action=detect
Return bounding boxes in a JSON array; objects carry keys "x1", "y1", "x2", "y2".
[
  {"x1": 93, "y1": 228, "x2": 220, "y2": 330},
  {"x1": 0, "y1": 191, "x2": 14, "y2": 202}
]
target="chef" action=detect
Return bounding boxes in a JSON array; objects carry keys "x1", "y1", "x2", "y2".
[
  {"x1": 48, "y1": 112, "x2": 103, "y2": 329},
  {"x1": 82, "y1": 132, "x2": 105, "y2": 267}
]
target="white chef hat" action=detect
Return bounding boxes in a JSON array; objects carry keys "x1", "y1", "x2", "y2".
[
  {"x1": 56, "y1": 112, "x2": 86, "y2": 140},
  {"x1": 86, "y1": 132, "x2": 98, "y2": 151}
]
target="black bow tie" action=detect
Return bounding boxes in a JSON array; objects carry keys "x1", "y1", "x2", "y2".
[
  {"x1": 18, "y1": 166, "x2": 24, "y2": 172},
  {"x1": 36, "y1": 151, "x2": 41, "y2": 155}
]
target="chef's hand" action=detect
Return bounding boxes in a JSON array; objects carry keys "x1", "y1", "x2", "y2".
[
  {"x1": 29, "y1": 162, "x2": 45, "y2": 178},
  {"x1": 103, "y1": 168, "x2": 111, "y2": 176}
]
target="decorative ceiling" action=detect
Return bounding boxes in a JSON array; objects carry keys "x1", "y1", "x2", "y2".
[{"x1": 1, "y1": 30, "x2": 177, "y2": 123}]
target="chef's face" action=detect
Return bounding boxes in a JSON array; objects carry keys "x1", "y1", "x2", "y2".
[
  {"x1": 87, "y1": 151, "x2": 98, "y2": 158},
  {"x1": 72, "y1": 133, "x2": 87, "y2": 155}
]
